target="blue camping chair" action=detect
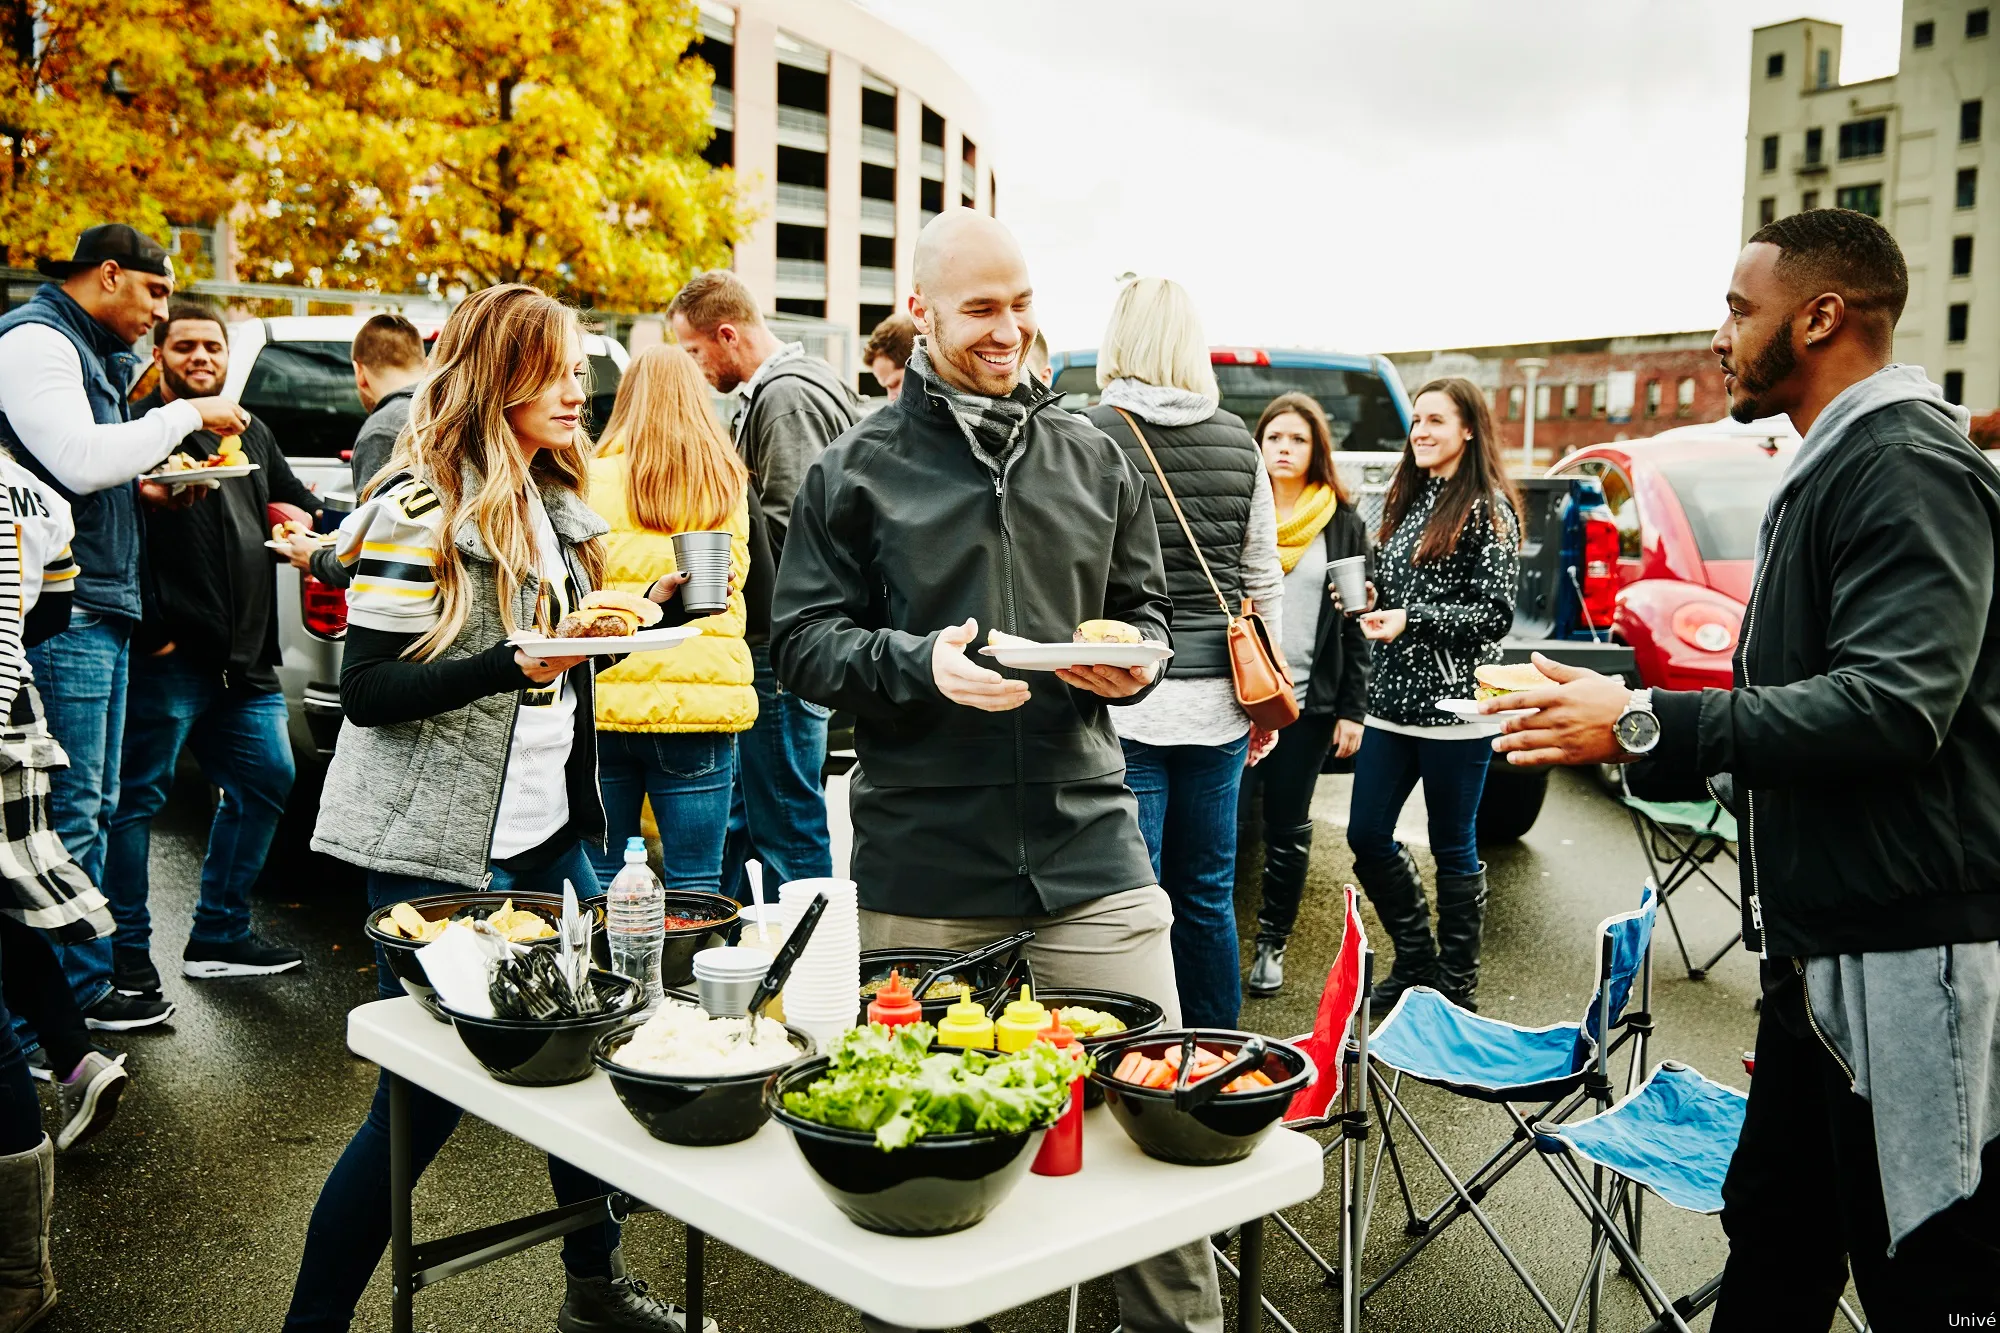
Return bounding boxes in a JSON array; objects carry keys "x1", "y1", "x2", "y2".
[
  {"x1": 1618, "y1": 768, "x2": 1740, "y2": 980},
  {"x1": 1359, "y1": 883, "x2": 1659, "y2": 1328},
  {"x1": 1537, "y1": 1062, "x2": 1870, "y2": 1333}
]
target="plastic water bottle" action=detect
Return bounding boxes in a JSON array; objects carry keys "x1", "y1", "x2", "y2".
[{"x1": 605, "y1": 837, "x2": 665, "y2": 1001}]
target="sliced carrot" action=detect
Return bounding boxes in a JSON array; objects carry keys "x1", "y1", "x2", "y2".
[
  {"x1": 1250, "y1": 1070, "x2": 1275, "y2": 1087},
  {"x1": 1114, "y1": 1051, "x2": 1148, "y2": 1083},
  {"x1": 1161, "y1": 1046, "x2": 1183, "y2": 1071}
]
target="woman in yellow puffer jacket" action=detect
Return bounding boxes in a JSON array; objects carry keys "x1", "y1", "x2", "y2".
[{"x1": 586, "y1": 345, "x2": 756, "y2": 892}]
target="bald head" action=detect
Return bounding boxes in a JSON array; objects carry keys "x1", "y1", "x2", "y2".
[{"x1": 909, "y1": 209, "x2": 1037, "y2": 398}]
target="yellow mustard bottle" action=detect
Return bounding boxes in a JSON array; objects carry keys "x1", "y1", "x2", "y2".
[
  {"x1": 994, "y1": 985, "x2": 1050, "y2": 1053},
  {"x1": 936, "y1": 985, "x2": 996, "y2": 1050}
]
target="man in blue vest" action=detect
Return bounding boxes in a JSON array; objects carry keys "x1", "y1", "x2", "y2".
[{"x1": 0, "y1": 225, "x2": 249, "y2": 1034}]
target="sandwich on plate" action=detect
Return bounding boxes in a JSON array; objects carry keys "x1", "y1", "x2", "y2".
[
  {"x1": 1472, "y1": 662, "x2": 1554, "y2": 702},
  {"x1": 555, "y1": 589, "x2": 662, "y2": 639}
]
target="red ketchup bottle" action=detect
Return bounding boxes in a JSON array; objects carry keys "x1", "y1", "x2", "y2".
[
  {"x1": 1031, "y1": 1010, "x2": 1085, "y2": 1177},
  {"x1": 866, "y1": 971, "x2": 924, "y2": 1029}
]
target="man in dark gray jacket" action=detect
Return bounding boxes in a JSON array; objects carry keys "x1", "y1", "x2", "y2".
[
  {"x1": 669, "y1": 273, "x2": 857, "y2": 899},
  {"x1": 346, "y1": 313, "x2": 424, "y2": 495}
]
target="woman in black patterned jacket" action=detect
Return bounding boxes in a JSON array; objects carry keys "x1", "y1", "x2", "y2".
[{"x1": 1352, "y1": 377, "x2": 1520, "y2": 1012}]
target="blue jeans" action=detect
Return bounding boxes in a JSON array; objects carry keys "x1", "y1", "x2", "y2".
[
  {"x1": 1121, "y1": 734, "x2": 1250, "y2": 1031},
  {"x1": 285, "y1": 837, "x2": 615, "y2": 1333},
  {"x1": 1345, "y1": 726, "x2": 1491, "y2": 878},
  {"x1": 588, "y1": 730, "x2": 736, "y2": 892},
  {"x1": 105, "y1": 653, "x2": 296, "y2": 949},
  {"x1": 721, "y1": 644, "x2": 831, "y2": 902},
  {"x1": 24, "y1": 612, "x2": 130, "y2": 1009}
]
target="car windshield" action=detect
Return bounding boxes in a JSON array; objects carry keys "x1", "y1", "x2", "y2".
[
  {"x1": 1053, "y1": 362, "x2": 1407, "y2": 451},
  {"x1": 1656, "y1": 455, "x2": 1786, "y2": 561}
]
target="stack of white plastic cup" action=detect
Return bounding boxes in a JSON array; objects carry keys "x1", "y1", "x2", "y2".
[{"x1": 776, "y1": 877, "x2": 861, "y2": 1049}]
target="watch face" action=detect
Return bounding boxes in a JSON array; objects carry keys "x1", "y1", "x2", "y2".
[{"x1": 1616, "y1": 710, "x2": 1661, "y2": 752}]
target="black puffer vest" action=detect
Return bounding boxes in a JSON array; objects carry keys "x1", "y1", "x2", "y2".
[{"x1": 1090, "y1": 405, "x2": 1258, "y2": 676}]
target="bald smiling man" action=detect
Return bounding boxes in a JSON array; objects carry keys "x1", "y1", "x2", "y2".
[{"x1": 770, "y1": 211, "x2": 1224, "y2": 1332}]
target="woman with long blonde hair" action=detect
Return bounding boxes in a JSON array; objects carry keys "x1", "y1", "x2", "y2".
[
  {"x1": 291, "y1": 285, "x2": 702, "y2": 1333},
  {"x1": 586, "y1": 344, "x2": 755, "y2": 893}
]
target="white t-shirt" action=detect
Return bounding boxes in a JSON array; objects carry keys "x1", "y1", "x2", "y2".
[{"x1": 489, "y1": 494, "x2": 576, "y2": 859}]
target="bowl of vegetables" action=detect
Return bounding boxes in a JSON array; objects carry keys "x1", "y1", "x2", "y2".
[
  {"x1": 656, "y1": 892, "x2": 742, "y2": 989},
  {"x1": 767, "y1": 1023, "x2": 1077, "y2": 1235},
  {"x1": 442, "y1": 970, "x2": 645, "y2": 1087},
  {"x1": 1032, "y1": 990, "x2": 1165, "y2": 1108},
  {"x1": 1087, "y1": 1029, "x2": 1311, "y2": 1166},
  {"x1": 365, "y1": 893, "x2": 610, "y2": 1021},
  {"x1": 595, "y1": 1005, "x2": 815, "y2": 1147}
]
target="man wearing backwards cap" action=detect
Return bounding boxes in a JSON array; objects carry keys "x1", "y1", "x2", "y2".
[{"x1": 0, "y1": 225, "x2": 248, "y2": 1034}]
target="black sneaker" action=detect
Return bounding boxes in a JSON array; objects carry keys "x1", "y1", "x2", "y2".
[
  {"x1": 182, "y1": 934, "x2": 305, "y2": 979},
  {"x1": 83, "y1": 989, "x2": 175, "y2": 1032},
  {"x1": 557, "y1": 1273, "x2": 719, "y2": 1333},
  {"x1": 113, "y1": 946, "x2": 162, "y2": 997}
]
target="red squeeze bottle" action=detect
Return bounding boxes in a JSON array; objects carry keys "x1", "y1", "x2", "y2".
[
  {"x1": 866, "y1": 971, "x2": 924, "y2": 1029},
  {"x1": 1031, "y1": 1010, "x2": 1085, "y2": 1177}
]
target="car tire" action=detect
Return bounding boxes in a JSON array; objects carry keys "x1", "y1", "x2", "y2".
[{"x1": 1477, "y1": 765, "x2": 1549, "y2": 844}]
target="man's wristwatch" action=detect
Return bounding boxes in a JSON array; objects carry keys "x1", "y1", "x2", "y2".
[{"x1": 1613, "y1": 688, "x2": 1660, "y2": 755}]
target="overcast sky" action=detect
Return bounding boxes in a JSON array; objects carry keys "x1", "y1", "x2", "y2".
[{"x1": 855, "y1": 0, "x2": 1902, "y2": 357}]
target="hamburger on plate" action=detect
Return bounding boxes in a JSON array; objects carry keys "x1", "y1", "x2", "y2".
[{"x1": 554, "y1": 589, "x2": 663, "y2": 639}]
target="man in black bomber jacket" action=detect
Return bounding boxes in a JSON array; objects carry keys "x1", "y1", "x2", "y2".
[{"x1": 1488, "y1": 211, "x2": 2000, "y2": 1323}]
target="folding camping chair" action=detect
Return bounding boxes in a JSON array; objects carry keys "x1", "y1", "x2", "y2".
[
  {"x1": 1537, "y1": 1062, "x2": 1870, "y2": 1333},
  {"x1": 1618, "y1": 770, "x2": 1740, "y2": 980},
  {"x1": 1209, "y1": 885, "x2": 1373, "y2": 1333},
  {"x1": 1359, "y1": 883, "x2": 1658, "y2": 1328}
]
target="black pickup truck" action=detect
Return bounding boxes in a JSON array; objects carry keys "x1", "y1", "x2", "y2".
[{"x1": 1472, "y1": 474, "x2": 1636, "y2": 841}]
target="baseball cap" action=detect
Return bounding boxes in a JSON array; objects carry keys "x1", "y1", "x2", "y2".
[{"x1": 36, "y1": 224, "x2": 175, "y2": 280}]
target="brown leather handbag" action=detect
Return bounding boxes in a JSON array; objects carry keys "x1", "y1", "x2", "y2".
[{"x1": 1114, "y1": 408, "x2": 1300, "y2": 731}]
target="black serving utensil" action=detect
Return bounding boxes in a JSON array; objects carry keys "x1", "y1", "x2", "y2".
[
  {"x1": 1172, "y1": 1035, "x2": 1269, "y2": 1113},
  {"x1": 742, "y1": 892, "x2": 827, "y2": 1020},
  {"x1": 912, "y1": 929, "x2": 1036, "y2": 1010}
]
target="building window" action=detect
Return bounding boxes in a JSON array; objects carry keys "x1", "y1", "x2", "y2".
[
  {"x1": 1767, "y1": 51, "x2": 1785, "y2": 78},
  {"x1": 1535, "y1": 383, "x2": 1551, "y2": 419},
  {"x1": 1944, "y1": 370, "x2": 1965, "y2": 405},
  {"x1": 861, "y1": 85, "x2": 896, "y2": 131},
  {"x1": 1816, "y1": 48, "x2": 1831, "y2": 88},
  {"x1": 774, "y1": 298, "x2": 824, "y2": 317},
  {"x1": 1960, "y1": 168, "x2": 1979, "y2": 209},
  {"x1": 920, "y1": 177, "x2": 943, "y2": 213},
  {"x1": 1954, "y1": 236, "x2": 1975, "y2": 276},
  {"x1": 1761, "y1": 135, "x2": 1779, "y2": 172},
  {"x1": 1838, "y1": 117, "x2": 1887, "y2": 160},
  {"x1": 921, "y1": 105, "x2": 944, "y2": 147},
  {"x1": 1948, "y1": 303, "x2": 1970, "y2": 343},
  {"x1": 1915, "y1": 19, "x2": 1935, "y2": 46},
  {"x1": 1836, "y1": 183, "x2": 1883, "y2": 216},
  {"x1": 1801, "y1": 190, "x2": 1820, "y2": 211},
  {"x1": 1677, "y1": 377, "x2": 1695, "y2": 417},
  {"x1": 1591, "y1": 382, "x2": 1607, "y2": 417},
  {"x1": 1759, "y1": 196, "x2": 1777, "y2": 226},
  {"x1": 1506, "y1": 386, "x2": 1523, "y2": 421},
  {"x1": 1971, "y1": 9, "x2": 1990, "y2": 38},
  {"x1": 1966, "y1": 100, "x2": 1985, "y2": 143},
  {"x1": 1804, "y1": 127, "x2": 1824, "y2": 165},
  {"x1": 1644, "y1": 380, "x2": 1662, "y2": 418},
  {"x1": 1562, "y1": 383, "x2": 1579, "y2": 419}
]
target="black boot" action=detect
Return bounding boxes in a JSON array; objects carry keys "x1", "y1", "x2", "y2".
[
  {"x1": 1356, "y1": 848, "x2": 1438, "y2": 1012},
  {"x1": 1248, "y1": 820, "x2": 1315, "y2": 998},
  {"x1": 557, "y1": 1248, "x2": 719, "y2": 1333},
  {"x1": 1434, "y1": 865, "x2": 1490, "y2": 1012}
]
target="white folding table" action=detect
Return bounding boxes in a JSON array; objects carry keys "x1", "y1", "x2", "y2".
[{"x1": 348, "y1": 997, "x2": 1324, "y2": 1332}]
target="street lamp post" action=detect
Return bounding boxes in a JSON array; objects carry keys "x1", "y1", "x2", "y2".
[{"x1": 1516, "y1": 358, "x2": 1548, "y2": 472}]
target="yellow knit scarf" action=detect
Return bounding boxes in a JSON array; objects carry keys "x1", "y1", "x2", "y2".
[{"x1": 1276, "y1": 484, "x2": 1338, "y2": 573}]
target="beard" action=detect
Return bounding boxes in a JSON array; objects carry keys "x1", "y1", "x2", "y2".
[
  {"x1": 1726, "y1": 326, "x2": 1797, "y2": 423},
  {"x1": 162, "y1": 365, "x2": 222, "y2": 403}
]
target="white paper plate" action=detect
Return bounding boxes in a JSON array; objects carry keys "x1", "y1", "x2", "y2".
[
  {"x1": 1436, "y1": 698, "x2": 1536, "y2": 722},
  {"x1": 264, "y1": 537, "x2": 334, "y2": 553},
  {"x1": 508, "y1": 626, "x2": 700, "y2": 657},
  {"x1": 978, "y1": 641, "x2": 1174, "y2": 672},
  {"x1": 148, "y1": 462, "x2": 259, "y2": 487}
]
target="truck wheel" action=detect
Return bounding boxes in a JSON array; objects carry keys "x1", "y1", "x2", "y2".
[{"x1": 1478, "y1": 766, "x2": 1549, "y2": 844}]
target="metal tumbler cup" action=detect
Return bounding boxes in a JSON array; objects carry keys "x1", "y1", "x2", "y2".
[
  {"x1": 670, "y1": 531, "x2": 733, "y2": 614},
  {"x1": 1329, "y1": 555, "x2": 1369, "y2": 615}
]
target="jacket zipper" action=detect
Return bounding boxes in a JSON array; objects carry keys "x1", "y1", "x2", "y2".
[
  {"x1": 1794, "y1": 957, "x2": 1856, "y2": 1086},
  {"x1": 994, "y1": 452, "x2": 1030, "y2": 880},
  {"x1": 1733, "y1": 498, "x2": 1788, "y2": 958},
  {"x1": 478, "y1": 690, "x2": 526, "y2": 891}
]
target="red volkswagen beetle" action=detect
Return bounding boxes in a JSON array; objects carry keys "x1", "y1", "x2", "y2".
[{"x1": 1550, "y1": 427, "x2": 1795, "y2": 691}]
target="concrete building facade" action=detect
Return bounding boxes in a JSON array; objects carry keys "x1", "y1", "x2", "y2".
[
  {"x1": 691, "y1": 1, "x2": 996, "y2": 390},
  {"x1": 1742, "y1": 7, "x2": 1997, "y2": 412},
  {"x1": 1387, "y1": 333, "x2": 1732, "y2": 469}
]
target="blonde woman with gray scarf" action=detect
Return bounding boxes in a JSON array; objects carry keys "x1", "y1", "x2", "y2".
[{"x1": 1085, "y1": 277, "x2": 1283, "y2": 1030}]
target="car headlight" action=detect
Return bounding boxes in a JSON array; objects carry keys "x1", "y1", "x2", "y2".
[{"x1": 1671, "y1": 600, "x2": 1739, "y2": 654}]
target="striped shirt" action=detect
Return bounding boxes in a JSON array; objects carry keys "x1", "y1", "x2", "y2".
[{"x1": 0, "y1": 453, "x2": 75, "y2": 714}]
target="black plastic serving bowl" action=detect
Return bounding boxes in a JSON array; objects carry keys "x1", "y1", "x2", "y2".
[
  {"x1": 657, "y1": 892, "x2": 742, "y2": 988},
  {"x1": 593, "y1": 1017, "x2": 815, "y2": 1147},
  {"x1": 441, "y1": 971, "x2": 644, "y2": 1087},
  {"x1": 1032, "y1": 989, "x2": 1167, "y2": 1109},
  {"x1": 1085, "y1": 1029, "x2": 1312, "y2": 1166},
  {"x1": 766, "y1": 1056, "x2": 1049, "y2": 1235},
  {"x1": 364, "y1": 892, "x2": 610, "y2": 1021},
  {"x1": 855, "y1": 947, "x2": 1025, "y2": 1025}
]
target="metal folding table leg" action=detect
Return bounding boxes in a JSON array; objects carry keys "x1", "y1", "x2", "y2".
[
  {"x1": 389, "y1": 1073, "x2": 415, "y2": 1333},
  {"x1": 686, "y1": 1226, "x2": 705, "y2": 1333},
  {"x1": 1237, "y1": 1216, "x2": 1264, "y2": 1333}
]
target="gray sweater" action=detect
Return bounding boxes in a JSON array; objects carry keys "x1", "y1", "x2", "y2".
[{"x1": 349, "y1": 386, "x2": 414, "y2": 498}]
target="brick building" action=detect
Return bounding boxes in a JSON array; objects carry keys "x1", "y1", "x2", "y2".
[{"x1": 1385, "y1": 331, "x2": 1730, "y2": 468}]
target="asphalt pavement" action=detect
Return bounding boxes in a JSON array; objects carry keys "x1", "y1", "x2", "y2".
[{"x1": 37, "y1": 761, "x2": 1783, "y2": 1332}]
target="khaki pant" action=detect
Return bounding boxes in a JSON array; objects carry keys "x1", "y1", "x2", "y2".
[{"x1": 857, "y1": 887, "x2": 1224, "y2": 1333}]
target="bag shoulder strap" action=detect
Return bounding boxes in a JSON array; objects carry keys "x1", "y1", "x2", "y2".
[{"x1": 1113, "y1": 407, "x2": 1233, "y2": 619}]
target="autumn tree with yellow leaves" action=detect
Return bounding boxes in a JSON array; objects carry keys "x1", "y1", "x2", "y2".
[{"x1": 2, "y1": 1, "x2": 747, "y2": 309}]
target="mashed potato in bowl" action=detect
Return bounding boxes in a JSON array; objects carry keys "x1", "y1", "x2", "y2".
[{"x1": 613, "y1": 1001, "x2": 799, "y2": 1077}]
